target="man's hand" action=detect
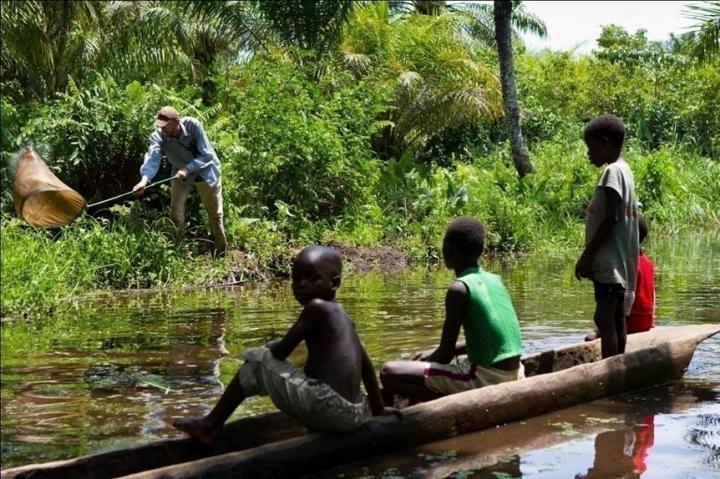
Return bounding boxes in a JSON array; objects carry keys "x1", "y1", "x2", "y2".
[
  {"x1": 575, "y1": 253, "x2": 593, "y2": 280},
  {"x1": 175, "y1": 168, "x2": 189, "y2": 180},
  {"x1": 132, "y1": 178, "x2": 149, "y2": 197}
]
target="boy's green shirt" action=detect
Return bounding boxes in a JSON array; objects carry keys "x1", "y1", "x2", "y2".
[{"x1": 456, "y1": 266, "x2": 523, "y2": 368}]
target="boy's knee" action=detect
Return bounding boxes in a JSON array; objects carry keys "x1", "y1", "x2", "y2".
[{"x1": 380, "y1": 361, "x2": 399, "y2": 381}]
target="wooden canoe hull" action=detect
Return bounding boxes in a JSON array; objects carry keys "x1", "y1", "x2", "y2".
[
  {"x1": 3, "y1": 324, "x2": 718, "y2": 479},
  {"x1": 0, "y1": 412, "x2": 306, "y2": 479}
]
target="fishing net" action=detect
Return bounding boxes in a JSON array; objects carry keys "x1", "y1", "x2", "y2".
[{"x1": 10, "y1": 146, "x2": 86, "y2": 228}]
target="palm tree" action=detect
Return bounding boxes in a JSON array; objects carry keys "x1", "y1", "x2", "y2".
[
  {"x1": 1, "y1": 1, "x2": 268, "y2": 103},
  {"x1": 342, "y1": 2, "x2": 503, "y2": 160},
  {"x1": 111, "y1": 1, "x2": 265, "y2": 102},
  {"x1": 683, "y1": 1, "x2": 720, "y2": 61},
  {"x1": 255, "y1": 0, "x2": 357, "y2": 59},
  {"x1": 390, "y1": 0, "x2": 547, "y2": 47},
  {"x1": 494, "y1": 0, "x2": 533, "y2": 176},
  {"x1": 92, "y1": 2, "x2": 194, "y2": 88},
  {"x1": 388, "y1": 1, "x2": 543, "y2": 175},
  {"x1": 0, "y1": 1, "x2": 103, "y2": 100}
]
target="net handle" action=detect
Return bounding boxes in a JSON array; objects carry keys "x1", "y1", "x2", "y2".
[{"x1": 86, "y1": 176, "x2": 175, "y2": 209}]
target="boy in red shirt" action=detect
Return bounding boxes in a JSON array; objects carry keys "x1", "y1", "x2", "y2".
[
  {"x1": 626, "y1": 216, "x2": 655, "y2": 333},
  {"x1": 586, "y1": 215, "x2": 655, "y2": 340}
]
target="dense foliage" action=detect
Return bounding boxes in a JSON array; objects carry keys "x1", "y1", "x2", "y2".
[{"x1": 2, "y1": 1, "x2": 719, "y2": 316}]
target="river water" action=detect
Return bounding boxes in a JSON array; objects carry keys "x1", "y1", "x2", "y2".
[{"x1": 1, "y1": 233, "x2": 718, "y2": 477}]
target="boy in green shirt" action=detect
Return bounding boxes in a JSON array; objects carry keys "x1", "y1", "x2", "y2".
[{"x1": 380, "y1": 217, "x2": 524, "y2": 403}]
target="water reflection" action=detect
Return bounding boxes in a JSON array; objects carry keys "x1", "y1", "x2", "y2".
[
  {"x1": 574, "y1": 416, "x2": 654, "y2": 479},
  {"x1": 315, "y1": 382, "x2": 719, "y2": 478},
  {"x1": 1, "y1": 307, "x2": 236, "y2": 465},
  {"x1": 449, "y1": 455, "x2": 522, "y2": 479}
]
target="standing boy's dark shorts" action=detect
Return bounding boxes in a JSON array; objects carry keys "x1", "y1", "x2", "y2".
[{"x1": 593, "y1": 281, "x2": 625, "y2": 302}]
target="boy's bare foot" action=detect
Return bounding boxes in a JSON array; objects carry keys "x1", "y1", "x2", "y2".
[
  {"x1": 173, "y1": 417, "x2": 220, "y2": 445},
  {"x1": 584, "y1": 330, "x2": 599, "y2": 342}
]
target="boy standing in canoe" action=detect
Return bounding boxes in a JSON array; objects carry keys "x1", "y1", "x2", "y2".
[
  {"x1": 380, "y1": 217, "x2": 524, "y2": 403},
  {"x1": 586, "y1": 215, "x2": 655, "y2": 341},
  {"x1": 174, "y1": 245, "x2": 396, "y2": 444},
  {"x1": 575, "y1": 114, "x2": 639, "y2": 359}
]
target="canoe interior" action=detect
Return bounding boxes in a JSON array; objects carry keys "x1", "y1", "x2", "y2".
[{"x1": 523, "y1": 325, "x2": 715, "y2": 376}]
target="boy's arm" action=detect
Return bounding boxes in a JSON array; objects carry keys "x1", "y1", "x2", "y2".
[
  {"x1": 424, "y1": 281, "x2": 467, "y2": 364},
  {"x1": 412, "y1": 340, "x2": 466, "y2": 360},
  {"x1": 576, "y1": 187, "x2": 621, "y2": 279},
  {"x1": 269, "y1": 299, "x2": 321, "y2": 360},
  {"x1": 453, "y1": 341, "x2": 467, "y2": 355},
  {"x1": 360, "y1": 345, "x2": 385, "y2": 416},
  {"x1": 360, "y1": 345, "x2": 401, "y2": 418}
]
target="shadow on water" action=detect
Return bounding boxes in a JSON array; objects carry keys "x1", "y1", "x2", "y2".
[{"x1": 1, "y1": 232, "x2": 719, "y2": 473}]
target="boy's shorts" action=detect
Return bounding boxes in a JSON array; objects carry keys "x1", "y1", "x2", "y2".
[
  {"x1": 423, "y1": 355, "x2": 525, "y2": 395},
  {"x1": 592, "y1": 281, "x2": 625, "y2": 302},
  {"x1": 237, "y1": 347, "x2": 369, "y2": 433},
  {"x1": 593, "y1": 281, "x2": 633, "y2": 316}
]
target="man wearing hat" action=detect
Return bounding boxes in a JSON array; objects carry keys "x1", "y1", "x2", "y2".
[{"x1": 133, "y1": 106, "x2": 227, "y2": 253}]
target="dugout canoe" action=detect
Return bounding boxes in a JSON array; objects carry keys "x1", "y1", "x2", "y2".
[
  {"x1": 315, "y1": 380, "x2": 716, "y2": 479},
  {"x1": 2, "y1": 324, "x2": 718, "y2": 479}
]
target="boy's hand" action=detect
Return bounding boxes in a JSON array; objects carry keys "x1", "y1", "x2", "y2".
[
  {"x1": 411, "y1": 351, "x2": 432, "y2": 361},
  {"x1": 575, "y1": 254, "x2": 593, "y2": 280},
  {"x1": 380, "y1": 407, "x2": 403, "y2": 420}
]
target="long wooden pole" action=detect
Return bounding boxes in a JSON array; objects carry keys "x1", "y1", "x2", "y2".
[{"x1": 86, "y1": 176, "x2": 175, "y2": 209}]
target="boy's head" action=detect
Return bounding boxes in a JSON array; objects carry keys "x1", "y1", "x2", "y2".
[
  {"x1": 442, "y1": 217, "x2": 485, "y2": 269},
  {"x1": 638, "y1": 215, "x2": 648, "y2": 244},
  {"x1": 291, "y1": 246, "x2": 342, "y2": 305},
  {"x1": 583, "y1": 114, "x2": 625, "y2": 167}
]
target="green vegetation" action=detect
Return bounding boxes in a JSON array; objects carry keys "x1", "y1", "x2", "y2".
[{"x1": 2, "y1": 1, "x2": 719, "y2": 317}]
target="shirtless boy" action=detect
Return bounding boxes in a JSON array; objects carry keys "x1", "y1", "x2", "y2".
[{"x1": 174, "y1": 245, "x2": 395, "y2": 443}]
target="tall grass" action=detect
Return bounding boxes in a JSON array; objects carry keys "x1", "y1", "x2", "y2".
[{"x1": 0, "y1": 209, "x2": 230, "y2": 317}]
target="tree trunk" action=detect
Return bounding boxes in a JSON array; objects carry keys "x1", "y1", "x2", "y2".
[{"x1": 493, "y1": 0, "x2": 534, "y2": 177}]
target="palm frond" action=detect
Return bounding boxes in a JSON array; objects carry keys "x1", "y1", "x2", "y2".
[
  {"x1": 398, "y1": 70, "x2": 423, "y2": 90},
  {"x1": 450, "y1": 1, "x2": 546, "y2": 45},
  {"x1": 683, "y1": 1, "x2": 720, "y2": 60},
  {"x1": 173, "y1": 0, "x2": 272, "y2": 55},
  {"x1": 509, "y1": 2, "x2": 547, "y2": 38},
  {"x1": 343, "y1": 52, "x2": 373, "y2": 74}
]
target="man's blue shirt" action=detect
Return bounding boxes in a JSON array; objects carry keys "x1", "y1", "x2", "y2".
[{"x1": 140, "y1": 117, "x2": 220, "y2": 187}]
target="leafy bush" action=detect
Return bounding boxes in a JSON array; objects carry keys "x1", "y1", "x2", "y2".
[
  {"x1": 218, "y1": 54, "x2": 389, "y2": 223},
  {"x1": 517, "y1": 29, "x2": 720, "y2": 156}
]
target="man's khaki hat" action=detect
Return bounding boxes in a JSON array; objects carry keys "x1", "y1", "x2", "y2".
[{"x1": 155, "y1": 106, "x2": 180, "y2": 127}]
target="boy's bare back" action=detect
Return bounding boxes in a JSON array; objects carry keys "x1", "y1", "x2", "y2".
[
  {"x1": 301, "y1": 299, "x2": 363, "y2": 403},
  {"x1": 267, "y1": 246, "x2": 366, "y2": 404}
]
